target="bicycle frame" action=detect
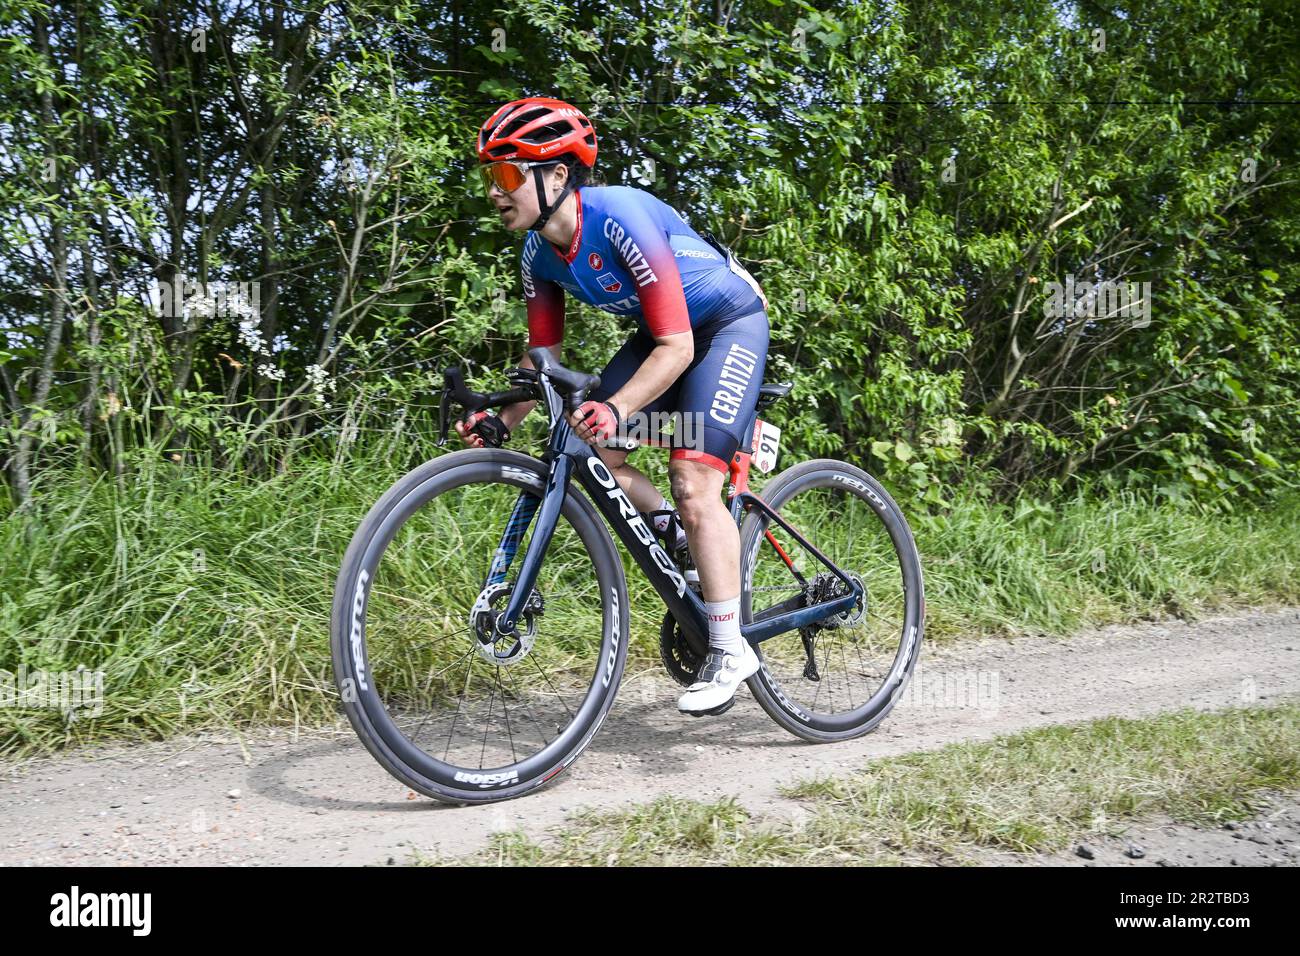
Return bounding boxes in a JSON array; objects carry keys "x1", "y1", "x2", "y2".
[{"x1": 487, "y1": 375, "x2": 863, "y2": 651}]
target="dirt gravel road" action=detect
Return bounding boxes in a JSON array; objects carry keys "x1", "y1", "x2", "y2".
[{"x1": 3, "y1": 605, "x2": 1297, "y2": 866}]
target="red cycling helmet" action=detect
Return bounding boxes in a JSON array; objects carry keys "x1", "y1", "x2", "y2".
[
  {"x1": 477, "y1": 96, "x2": 597, "y2": 167},
  {"x1": 477, "y1": 97, "x2": 596, "y2": 229}
]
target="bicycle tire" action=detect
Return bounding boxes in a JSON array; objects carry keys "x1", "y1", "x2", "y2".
[
  {"x1": 738, "y1": 458, "x2": 925, "y2": 742},
  {"x1": 330, "y1": 448, "x2": 629, "y2": 804}
]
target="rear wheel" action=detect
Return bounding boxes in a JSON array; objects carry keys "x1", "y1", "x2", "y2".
[
  {"x1": 331, "y1": 449, "x2": 629, "y2": 803},
  {"x1": 739, "y1": 459, "x2": 924, "y2": 742}
]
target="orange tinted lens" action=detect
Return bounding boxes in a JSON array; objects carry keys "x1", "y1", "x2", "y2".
[{"x1": 481, "y1": 162, "x2": 527, "y2": 193}]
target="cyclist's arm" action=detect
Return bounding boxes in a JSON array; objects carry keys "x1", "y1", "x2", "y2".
[
  {"x1": 603, "y1": 206, "x2": 694, "y2": 418},
  {"x1": 606, "y1": 329, "x2": 692, "y2": 421},
  {"x1": 498, "y1": 267, "x2": 565, "y2": 431}
]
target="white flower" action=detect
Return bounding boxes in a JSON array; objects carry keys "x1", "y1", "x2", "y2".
[
  {"x1": 304, "y1": 363, "x2": 335, "y2": 404},
  {"x1": 185, "y1": 290, "x2": 217, "y2": 319},
  {"x1": 225, "y1": 286, "x2": 258, "y2": 320},
  {"x1": 257, "y1": 363, "x2": 286, "y2": 382},
  {"x1": 238, "y1": 318, "x2": 267, "y2": 354}
]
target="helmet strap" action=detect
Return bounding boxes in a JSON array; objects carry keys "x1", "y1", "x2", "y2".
[{"x1": 531, "y1": 163, "x2": 578, "y2": 231}]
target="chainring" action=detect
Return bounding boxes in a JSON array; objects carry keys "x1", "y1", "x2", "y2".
[
  {"x1": 655, "y1": 612, "x2": 740, "y2": 717},
  {"x1": 659, "y1": 611, "x2": 704, "y2": 687}
]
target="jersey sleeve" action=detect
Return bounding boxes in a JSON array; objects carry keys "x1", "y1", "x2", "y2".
[
  {"x1": 521, "y1": 233, "x2": 565, "y2": 348},
  {"x1": 610, "y1": 198, "x2": 690, "y2": 338}
]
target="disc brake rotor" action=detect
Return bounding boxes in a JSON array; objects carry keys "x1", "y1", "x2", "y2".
[
  {"x1": 469, "y1": 582, "x2": 544, "y2": 666},
  {"x1": 824, "y1": 572, "x2": 866, "y2": 628}
]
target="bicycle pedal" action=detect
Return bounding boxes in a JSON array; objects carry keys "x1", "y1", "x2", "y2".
[{"x1": 685, "y1": 697, "x2": 736, "y2": 718}]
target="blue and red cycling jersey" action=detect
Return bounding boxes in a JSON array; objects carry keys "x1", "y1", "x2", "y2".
[
  {"x1": 520, "y1": 185, "x2": 767, "y2": 347},
  {"x1": 520, "y1": 184, "x2": 771, "y2": 475}
]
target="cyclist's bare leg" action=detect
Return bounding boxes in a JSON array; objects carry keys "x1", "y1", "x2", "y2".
[
  {"x1": 593, "y1": 444, "x2": 667, "y2": 514},
  {"x1": 669, "y1": 459, "x2": 737, "y2": 603}
]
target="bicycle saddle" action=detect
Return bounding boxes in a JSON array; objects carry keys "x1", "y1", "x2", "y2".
[{"x1": 756, "y1": 381, "x2": 793, "y2": 411}]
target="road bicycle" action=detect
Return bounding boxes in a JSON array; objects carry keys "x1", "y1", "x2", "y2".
[{"x1": 330, "y1": 347, "x2": 925, "y2": 804}]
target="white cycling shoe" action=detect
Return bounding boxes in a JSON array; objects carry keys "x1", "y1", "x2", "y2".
[{"x1": 677, "y1": 642, "x2": 760, "y2": 715}]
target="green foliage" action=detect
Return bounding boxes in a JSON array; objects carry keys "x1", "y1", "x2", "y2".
[{"x1": 0, "y1": 0, "x2": 1296, "y2": 505}]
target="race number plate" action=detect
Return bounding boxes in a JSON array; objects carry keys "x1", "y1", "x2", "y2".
[{"x1": 752, "y1": 419, "x2": 781, "y2": 473}]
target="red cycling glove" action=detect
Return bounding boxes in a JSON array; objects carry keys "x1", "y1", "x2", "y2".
[
  {"x1": 456, "y1": 410, "x2": 509, "y2": 448},
  {"x1": 574, "y1": 400, "x2": 621, "y2": 444}
]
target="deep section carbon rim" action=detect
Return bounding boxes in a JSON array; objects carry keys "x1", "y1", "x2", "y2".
[
  {"x1": 741, "y1": 462, "x2": 923, "y2": 736},
  {"x1": 337, "y1": 457, "x2": 624, "y2": 798}
]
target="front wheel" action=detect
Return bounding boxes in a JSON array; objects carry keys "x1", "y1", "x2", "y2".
[
  {"x1": 738, "y1": 458, "x2": 925, "y2": 742},
  {"x1": 330, "y1": 448, "x2": 630, "y2": 804}
]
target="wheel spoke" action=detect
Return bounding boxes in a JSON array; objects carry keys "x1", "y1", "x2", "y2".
[
  {"x1": 479, "y1": 674, "x2": 497, "y2": 769},
  {"x1": 838, "y1": 635, "x2": 855, "y2": 710},
  {"x1": 443, "y1": 652, "x2": 476, "y2": 762},
  {"x1": 527, "y1": 651, "x2": 577, "y2": 724},
  {"x1": 499, "y1": 666, "x2": 519, "y2": 766},
  {"x1": 500, "y1": 665, "x2": 553, "y2": 749}
]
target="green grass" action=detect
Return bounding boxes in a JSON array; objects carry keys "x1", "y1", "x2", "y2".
[
  {"x1": 417, "y1": 794, "x2": 906, "y2": 867},
  {"x1": 915, "y1": 489, "x2": 1300, "y2": 640},
  {"x1": 783, "y1": 701, "x2": 1300, "y2": 857},
  {"x1": 427, "y1": 700, "x2": 1300, "y2": 866},
  {"x1": 2, "y1": 425, "x2": 1298, "y2": 755}
]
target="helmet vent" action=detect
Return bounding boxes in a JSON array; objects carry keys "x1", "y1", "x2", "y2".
[
  {"x1": 497, "y1": 107, "x2": 551, "y2": 140},
  {"x1": 520, "y1": 120, "x2": 574, "y2": 144}
]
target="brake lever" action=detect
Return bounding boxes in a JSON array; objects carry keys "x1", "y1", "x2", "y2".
[
  {"x1": 437, "y1": 387, "x2": 452, "y2": 446},
  {"x1": 438, "y1": 366, "x2": 490, "y2": 447},
  {"x1": 444, "y1": 366, "x2": 481, "y2": 411}
]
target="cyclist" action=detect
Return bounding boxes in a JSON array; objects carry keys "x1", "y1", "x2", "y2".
[{"x1": 458, "y1": 96, "x2": 771, "y2": 715}]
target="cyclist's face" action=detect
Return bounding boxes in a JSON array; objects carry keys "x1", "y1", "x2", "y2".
[{"x1": 486, "y1": 162, "x2": 567, "y2": 231}]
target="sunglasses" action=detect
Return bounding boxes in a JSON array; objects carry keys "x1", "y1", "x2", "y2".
[{"x1": 479, "y1": 160, "x2": 559, "y2": 194}]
